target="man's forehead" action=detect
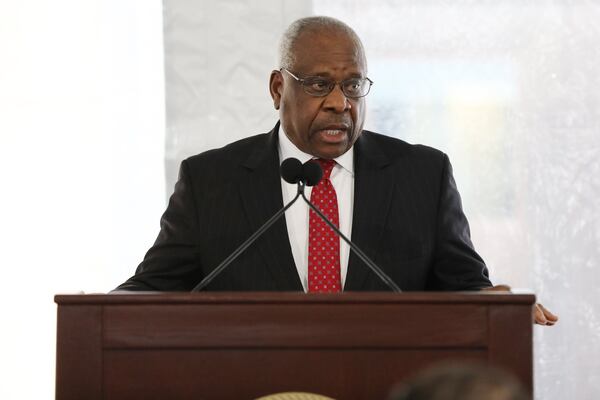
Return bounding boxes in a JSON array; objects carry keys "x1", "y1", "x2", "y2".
[{"x1": 298, "y1": 66, "x2": 365, "y2": 78}]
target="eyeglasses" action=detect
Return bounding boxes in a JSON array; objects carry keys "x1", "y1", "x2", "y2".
[{"x1": 280, "y1": 68, "x2": 373, "y2": 99}]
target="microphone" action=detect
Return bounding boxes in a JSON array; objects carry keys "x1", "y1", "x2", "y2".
[
  {"x1": 300, "y1": 160, "x2": 402, "y2": 293},
  {"x1": 301, "y1": 159, "x2": 323, "y2": 186},
  {"x1": 192, "y1": 157, "x2": 316, "y2": 292},
  {"x1": 280, "y1": 157, "x2": 304, "y2": 184}
]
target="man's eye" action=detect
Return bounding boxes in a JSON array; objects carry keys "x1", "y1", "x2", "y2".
[
  {"x1": 307, "y1": 79, "x2": 330, "y2": 91},
  {"x1": 345, "y1": 80, "x2": 362, "y2": 92}
]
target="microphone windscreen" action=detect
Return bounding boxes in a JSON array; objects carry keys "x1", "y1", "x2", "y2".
[
  {"x1": 303, "y1": 160, "x2": 323, "y2": 186},
  {"x1": 280, "y1": 158, "x2": 303, "y2": 184}
]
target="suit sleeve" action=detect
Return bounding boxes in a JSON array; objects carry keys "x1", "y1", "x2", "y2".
[
  {"x1": 114, "y1": 160, "x2": 204, "y2": 291},
  {"x1": 428, "y1": 154, "x2": 493, "y2": 290}
]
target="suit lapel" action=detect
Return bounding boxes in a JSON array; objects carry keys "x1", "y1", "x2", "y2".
[
  {"x1": 344, "y1": 132, "x2": 395, "y2": 291},
  {"x1": 239, "y1": 125, "x2": 303, "y2": 291}
]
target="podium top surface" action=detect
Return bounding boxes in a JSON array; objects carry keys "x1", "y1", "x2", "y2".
[{"x1": 55, "y1": 291, "x2": 535, "y2": 305}]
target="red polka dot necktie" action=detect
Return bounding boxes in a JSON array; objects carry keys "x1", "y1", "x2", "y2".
[{"x1": 308, "y1": 159, "x2": 341, "y2": 293}]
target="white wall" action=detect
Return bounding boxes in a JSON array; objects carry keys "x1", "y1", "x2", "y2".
[
  {"x1": 163, "y1": 0, "x2": 311, "y2": 190},
  {"x1": 0, "y1": 1, "x2": 165, "y2": 398}
]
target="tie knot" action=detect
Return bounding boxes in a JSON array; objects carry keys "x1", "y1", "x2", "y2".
[{"x1": 315, "y1": 159, "x2": 336, "y2": 179}]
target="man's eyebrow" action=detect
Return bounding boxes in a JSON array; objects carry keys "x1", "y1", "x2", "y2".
[{"x1": 303, "y1": 71, "x2": 365, "y2": 79}]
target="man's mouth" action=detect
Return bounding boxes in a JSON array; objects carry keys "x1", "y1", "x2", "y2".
[
  {"x1": 316, "y1": 123, "x2": 350, "y2": 138},
  {"x1": 323, "y1": 129, "x2": 345, "y2": 136},
  {"x1": 316, "y1": 127, "x2": 348, "y2": 143}
]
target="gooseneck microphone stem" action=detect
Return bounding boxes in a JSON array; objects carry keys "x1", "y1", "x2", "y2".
[
  {"x1": 192, "y1": 190, "x2": 302, "y2": 292},
  {"x1": 191, "y1": 157, "x2": 401, "y2": 293},
  {"x1": 299, "y1": 189, "x2": 402, "y2": 293}
]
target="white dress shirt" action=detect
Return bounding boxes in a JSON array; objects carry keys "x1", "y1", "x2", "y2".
[{"x1": 278, "y1": 128, "x2": 355, "y2": 292}]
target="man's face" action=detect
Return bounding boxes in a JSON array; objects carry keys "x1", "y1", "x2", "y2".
[{"x1": 270, "y1": 30, "x2": 367, "y2": 159}]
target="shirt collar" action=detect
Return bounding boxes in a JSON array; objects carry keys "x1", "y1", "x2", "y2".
[{"x1": 277, "y1": 125, "x2": 354, "y2": 176}]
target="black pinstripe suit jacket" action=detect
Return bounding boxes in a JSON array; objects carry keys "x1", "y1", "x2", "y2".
[{"x1": 116, "y1": 124, "x2": 491, "y2": 292}]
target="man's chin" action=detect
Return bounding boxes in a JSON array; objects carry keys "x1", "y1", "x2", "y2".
[{"x1": 311, "y1": 144, "x2": 350, "y2": 160}]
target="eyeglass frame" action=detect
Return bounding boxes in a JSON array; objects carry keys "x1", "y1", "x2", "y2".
[{"x1": 280, "y1": 68, "x2": 373, "y2": 99}]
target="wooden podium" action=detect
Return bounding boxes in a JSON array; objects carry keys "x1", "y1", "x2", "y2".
[{"x1": 55, "y1": 292, "x2": 534, "y2": 399}]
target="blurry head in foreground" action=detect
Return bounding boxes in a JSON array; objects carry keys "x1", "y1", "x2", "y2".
[{"x1": 388, "y1": 363, "x2": 530, "y2": 400}]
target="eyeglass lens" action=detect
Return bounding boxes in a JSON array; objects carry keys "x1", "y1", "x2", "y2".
[{"x1": 302, "y1": 77, "x2": 371, "y2": 98}]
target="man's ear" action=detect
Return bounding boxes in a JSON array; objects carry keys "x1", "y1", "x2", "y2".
[{"x1": 269, "y1": 70, "x2": 283, "y2": 110}]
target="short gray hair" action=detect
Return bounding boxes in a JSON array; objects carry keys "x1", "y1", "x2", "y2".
[{"x1": 278, "y1": 16, "x2": 365, "y2": 70}]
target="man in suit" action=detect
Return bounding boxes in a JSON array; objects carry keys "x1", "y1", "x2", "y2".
[{"x1": 116, "y1": 16, "x2": 557, "y2": 325}]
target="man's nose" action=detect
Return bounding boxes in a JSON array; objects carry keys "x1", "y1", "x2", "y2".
[{"x1": 323, "y1": 84, "x2": 351, "y2": 113}]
